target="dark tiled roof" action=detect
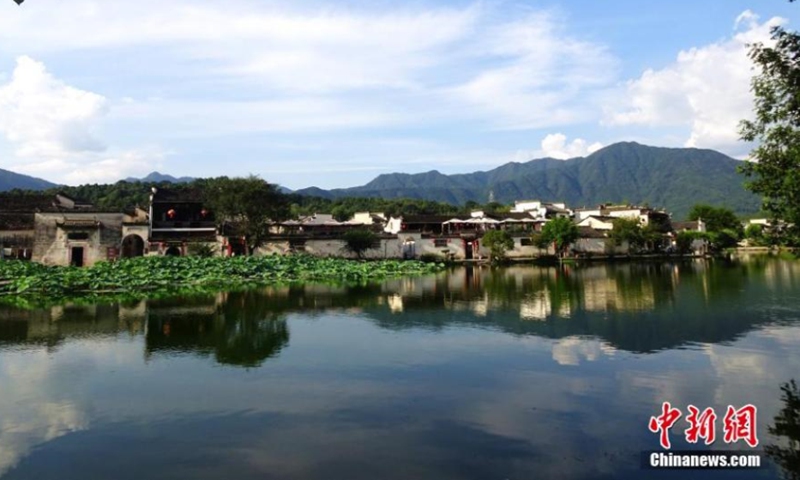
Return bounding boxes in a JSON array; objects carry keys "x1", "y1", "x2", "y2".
[
  {"x1": 0, "y1": 213, "x2": 34, "y2": 231},
  {"x1": 671, "y1": 221, "x2": 701, "y2": 231},
  {"x1": 578, "y1": 226, "x2": 608, "y2": 239},
  {"x1": 402, "y1": 215, "x2": 454, "y2": 224},
  {"x1": 581, "y1": 215, "x2": 616, "y2": 222},
  {"x1": 0, "y1": 194, "x2": 58, "y2": 212},
  {"x1": 494, "y1": 212, "x2": 534, "y2": 220},
  {"x1": 151, "y1": 188, "x2": 207, "y2": 203},
  {"x1": 58, "y1": 219, "x2": 102, "y2": 229}
]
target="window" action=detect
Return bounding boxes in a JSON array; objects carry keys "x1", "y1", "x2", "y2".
[
  {"x1": 67, "y1": 232, "x2": 90, "y2": 241},
  {"x1": 433, "y1": 238, "x2": 448, "y2": 247},
  {"x1": 520, "y1": 238, "x2": 533, "y2": 246}
]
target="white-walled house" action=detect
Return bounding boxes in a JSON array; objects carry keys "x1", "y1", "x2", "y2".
[
  {"x1": 510, "y1": 200, "x2": 571, "y2": 219},
  {"x1": 576, "y1": 216, "x2": 615, "y2": 231}
]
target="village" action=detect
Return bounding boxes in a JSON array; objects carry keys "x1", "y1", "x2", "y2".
[{"x1": 0, "y1": 187, "x2": 744, "y2": 267}]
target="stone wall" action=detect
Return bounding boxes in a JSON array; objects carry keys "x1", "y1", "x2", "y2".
[{"x1": 33, "y1": 213, "x2": 125, "y2": 266}]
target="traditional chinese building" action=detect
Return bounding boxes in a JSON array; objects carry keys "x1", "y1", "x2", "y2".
[{"x1": 148, "y1": 187, "x2": 218, "y2": 256}]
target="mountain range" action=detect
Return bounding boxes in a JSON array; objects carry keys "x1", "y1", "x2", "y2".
[
  {"x1": 0, "y1": 168, "x2": 58, "y2": 191},
  {"x1": 294, "y1": 142, "x2": 761, "y2": 219},
  {"x1": 0, "y1": 143, "x2": 761, "y2": 219},
  {"x1": 125, "y1": 172, "x2": 195, "y2": 184}
]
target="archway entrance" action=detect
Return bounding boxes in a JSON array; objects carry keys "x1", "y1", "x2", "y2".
[
  {"x1": 165, "y1": 246, "x2": 181, "y2": 256},
  {"x1": 121, "y1": 235, "x2": 145, "y2": 258}
]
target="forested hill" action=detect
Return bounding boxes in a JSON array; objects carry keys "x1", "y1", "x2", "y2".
[
  {"x1": 295, "y1": 142, "x2": 761, "y2": 219},
  {"x1": 0, "y1": 168, "x2": 58, "y2": 192}
]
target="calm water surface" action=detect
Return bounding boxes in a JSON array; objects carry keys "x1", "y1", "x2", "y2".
[{"x1": 1, "y1": 257, "x2": 799, "y2": 480}]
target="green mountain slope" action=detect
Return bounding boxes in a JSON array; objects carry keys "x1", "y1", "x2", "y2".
[
  {"x1": 0, "y1": 168, "x2": 58, "y2": 192},
  {"x1": 295, "y1": 142, "x2": 760, "y2": 219}
]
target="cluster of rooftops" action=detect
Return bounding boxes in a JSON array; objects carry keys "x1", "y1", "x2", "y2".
[{"x1": 0, "y1": 189, "x2": 707, "y2": 265}]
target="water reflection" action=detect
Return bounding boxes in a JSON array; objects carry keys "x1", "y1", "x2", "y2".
[
  {"x1": 1, "y1": 259, "x2": 798, "y2": 358},
  {"x1": 767, "y1": 380, "x2": 800, "y2": 480},
  {"x1": 146, "y1": 292, "x2": 289, "y2": 367},
  {"x1": 0, "y1": 258, "x2": 798, "y2": 479}
]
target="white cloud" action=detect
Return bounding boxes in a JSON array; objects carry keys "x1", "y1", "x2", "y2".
[
  {"x1": 0, "y1": 56, "x2": 107, "y2": 158},
  {"x1": 540, "y1": 133, "x2": 603, "y2": 160},
  {"x1": 451, "y1": 11, "x2": 617, "y2": 129},
  {"x1": 0, "y1": 56, "x2": 164, "y2": 184},
  {"x1": 604, "y1": 11, "x2": 785, "y2": 154},
  {"x1": 0, "y1": 2, "x2": 616, "y2": 135}
]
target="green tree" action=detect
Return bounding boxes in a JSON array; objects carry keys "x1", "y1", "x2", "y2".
[
  {"x1": 675, "y1": 231, "x2": 698, "y2": 254},
  {"x1": 342, "y1": 229, "x2": 379, "y2": 259},
  {"x1": 203, "y1": 176, "x2": 290, "y2": 255},
  {"x1": 744, "y1": 223, "x2": 766, "y2": 245},
  {"x1": 739, "y1": 21, "x2": 800, "y2": 245},
  {"x1": 481, "y1": 230, "x2": 514, "y2": 262},
  {"x1": 538, "y1": 217, "x2": 579, "y2": 258},
  {"x1": 688, "y1": 204, "x2": 743, "y2": 235},
  {"x1": 766, "y1": 380, "x2": 800, "y2": 480},
  {"x1": 609, "y1": 218, "x2": 645, "y2": 252}
]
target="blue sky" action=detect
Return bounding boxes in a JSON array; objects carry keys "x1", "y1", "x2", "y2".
[{"x1": 0, "y1": 0, "x2": 797, "y2": 189}]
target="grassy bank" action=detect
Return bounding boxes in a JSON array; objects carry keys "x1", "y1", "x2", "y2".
[{"x1": 0, "y1": 255, "x2": 445, "y2": 305}]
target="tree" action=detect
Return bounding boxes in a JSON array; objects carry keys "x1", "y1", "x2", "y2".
[
  {"x1": 481, "y1": 230, "x2": 514, "y2": 262},
  {"x1": 744, "y1": 223, "x2": 766, "y2": 245},
  {"x1": 687, "y1": 204, "x2": 743, "y2": 235},
  {"x1": 609, "y1": 218, "x2": 645, "y2": 252},
  {"x1": 203, "y1": 176, "x2": 290, "y2": 255},
  {"x1": 342, "y1": 229, "x2": 379, "y2": 259},
  {"x1": 766, "y1": 380, "x2": 800, "y2": 480},
  {"x1": 739, "y1": 21, "x2": 800, "y2": 245},
  {"x1": 538, "y1": 217, "x2": 579, "y2": 258}
]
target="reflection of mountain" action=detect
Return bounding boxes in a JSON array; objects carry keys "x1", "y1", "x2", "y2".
[
  {"x1": 146, "y1": 291, "x2": 290, "y2": 368},
  {"x1": 359, "y1": 260, "x2": 796, "y2": 353},
  {"x1": 1, "y1": 258, "x2": 797, "y2": 357}
]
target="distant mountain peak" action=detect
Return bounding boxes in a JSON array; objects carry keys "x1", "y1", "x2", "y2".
[
  {"x1": 293, "y1": 142, "x2": 760, "y2": 219},
  {"x1": 125, "y1": 172, "x2": 195, "y2": 184},
  {"x1": 0, "y1": 168, "x2": 58, "y2": 192}
]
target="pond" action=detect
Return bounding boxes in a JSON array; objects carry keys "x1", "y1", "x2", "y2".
[{"x1": 1, "y1": 257, "x2": 799, "y2": 479}]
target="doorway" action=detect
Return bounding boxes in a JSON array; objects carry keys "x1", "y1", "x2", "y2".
[
  {"x1": 464, "y1": 240, "x2": 473, "y2": 260},
  {"x1": 165, "y1": 246, "x2": 181, "y2": 256},
  {"x1": 121, "y1": 235, "x2": 145, "y2": 258},
  {"x1": 70, "y1": 247, "x2": 84, "y2": 267}
]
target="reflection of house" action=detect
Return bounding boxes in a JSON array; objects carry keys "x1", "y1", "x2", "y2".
[{"x1": 149, "y1": 187, "x2": 217, "y2": 256}]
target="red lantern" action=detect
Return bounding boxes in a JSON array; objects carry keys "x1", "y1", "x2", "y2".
[{"x1": 167, "y1": 208, "x2": 176, "y2": 219}]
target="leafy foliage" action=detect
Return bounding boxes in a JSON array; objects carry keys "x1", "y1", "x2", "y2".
[
  {"x1": 766, "y1": 379, "x2": 800, "y2": 480},
  {"x1": 342, "y1": 229, "x2": 379, "y2": 258},
  {"x1": 201, "y1": 176, "x2": 290, "y2": 254},
  {"x1": 188, "y1": 243, "x2": 217, "y2": 257},
  {"x1": 481, "y1": 230, "x2": 514, "y2": 262},
  {"x1": 609, "y1": 218, "x2": 645, "y2": 251},
  {"x1": 739, "y1": 22, "x2": 800, "y2": 245},
  {"x1": 538, "y1": 217, "x2": 579, "y2": 257},
  {"x1": 0, "y1": 255, "x2": 445, "y2": 306},
  {"x1": 688, "y1": 204, "x2": 743, "y2": 235}
]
